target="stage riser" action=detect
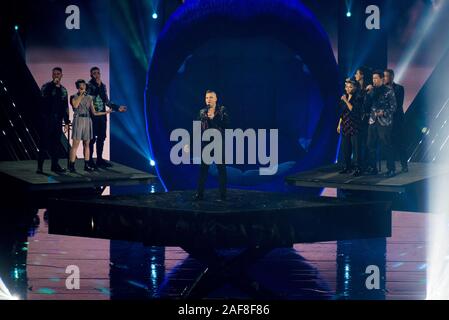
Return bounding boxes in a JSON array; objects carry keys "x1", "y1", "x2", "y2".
[{"x1": 48, "y1": 191, "x2": 392, "y2": 248}]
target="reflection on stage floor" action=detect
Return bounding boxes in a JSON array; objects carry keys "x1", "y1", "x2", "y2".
[{"x1": 0, "y1": 208, "x2": 426, "y2": 300}]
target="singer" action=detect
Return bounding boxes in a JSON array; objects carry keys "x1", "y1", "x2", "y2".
[
  {"x1": 338, "y1": 79, "x2": 364, "y2": 176},
  {"x1": 194, "y1": 90, "x2": 229, "y2": 201},
  {"x1": 365, "y1": 70, "x2": 398, "y2": 177},
  {"x1": 87, "y1": 67, "x2": 127, "y2": 169},
  {"x1": 68, "y1": 79, "x2": 112, "y2": 172},
  {"x1": 36, "y1": 67, "x2": 71, "y2": 174}
]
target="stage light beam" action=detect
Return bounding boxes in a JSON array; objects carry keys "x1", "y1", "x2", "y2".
[
  {"x1": 426, "y1": 57, "x2": 449, "y2": 300},
  {"x1": 0, "y1": 277, "x2": 18, "y2": 300},
  {"x1": 396, "y1": 3, "x2": 446, "y2": 82},
  {"x1": 345, "y1": 0, "x2": 353, "y2": 19}
]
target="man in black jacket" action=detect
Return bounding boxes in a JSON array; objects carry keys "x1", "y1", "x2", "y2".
[
  {"x1": 36, "y1": 67, "x2": 70, "y2": 174},
  {"x1": 384, "y1": 69, "x2": 408, "y2": 173},
  {"x1": 87, "y1": 67, "x2": 127, "y2": 168},
  {"x1": 194, "y1": 90, "x2": 229, "y2": 201},
  {"x1": 365, "y1": 70, "x2": 398, "y2": 177}
]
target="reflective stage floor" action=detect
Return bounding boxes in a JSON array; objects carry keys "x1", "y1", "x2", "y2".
[{"x1": 1, "y1": 205, "x2": 426, "y2": 300}]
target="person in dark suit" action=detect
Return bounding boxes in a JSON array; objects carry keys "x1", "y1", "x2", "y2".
[
  {"x1": 384, "y1": 69, "x2": 408, "y2": 173},
  {"x1": 365, "y1": 70, "x2": 397, "y2": 178},
  {"x1": 194, "y1": 90, "x2": 229, "y2": 201},
  {"x1": 86, "y1": 67, "x2": 127, "y2": 169},
  {"x1": 355, "y1": 67, "x2": 372, "y2": 172},
  {"x1": 36, "y1": 67, "x2": 70, "y2": 174}
]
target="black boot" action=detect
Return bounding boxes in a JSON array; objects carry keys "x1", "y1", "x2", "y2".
[
  {"x1": 193, "y1": 193, "x2": 203, "y2": 201},
  {"x1": 339, "y1": 167, "x2": 352, "y2": 174},
  {"x1": 51, "y1": 162, "x2": 66, "y2": 174},
  {"x1": 384, "y1": 170, "x2": 396, "y2": 178},
  {"x1": 68, "y1": 161, "x2": 76, "y2": 173},
  {"x1": 365, "y1": 166, "x2": 378, "y2": 176},
  {"x1": 36, "y1": 160, "x2": 44, "y2": 174},
  {"x1": 97, "y1": 158, "x2": 113, "y2": 168},
  {"x1": 88, "y1": 159, "x2": 98, "y2": 170},
  {"x1": 84, "y1": 161, "x2": 94, "y2": 172},
  {"x1": 353, "y1": 168, "x2": 362, "y2": 177}
]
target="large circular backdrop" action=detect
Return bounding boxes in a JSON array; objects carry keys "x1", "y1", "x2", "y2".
[{"x1": 145, "y1": 0, "x2": 340, "y2": 191}]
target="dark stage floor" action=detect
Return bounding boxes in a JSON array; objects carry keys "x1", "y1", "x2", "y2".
[
  {"x1": 47, "y1": 189, "x2": 391, "y2": 247},
  {"x1": 0, "y1": 208, "x2": 427, "y2": 300}
]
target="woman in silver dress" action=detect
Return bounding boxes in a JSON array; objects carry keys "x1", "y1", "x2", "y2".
[{"x1": 68, "y1": 79, "x2": 112, "y2": 172}]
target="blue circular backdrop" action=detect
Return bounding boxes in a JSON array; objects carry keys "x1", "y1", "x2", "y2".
[{"x1": 145, "y1": 0, "x2": 340, "y2": 191}]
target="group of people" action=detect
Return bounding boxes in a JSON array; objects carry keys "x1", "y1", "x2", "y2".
[
  {"x1": 35, "y1": 64, "x2": 405, "y2": 187},
  {"x1": 36, "y1": 66, "x2": 126, "y2": 174},
  {"x1": 337, "y1": 68, "x2": 407, "y2": 178}
]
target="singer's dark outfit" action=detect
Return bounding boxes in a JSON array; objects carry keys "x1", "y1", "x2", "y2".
[
  {"x1": 196, "y1": 106, "x2": 229, "y2": 198},
  {"x1": 390, "y1": 83, "x2": 408, "y2": 170},
  {"x1": 86, "y1": 79, "x2": 120, "y2": 164},
  {"x1": 358, "y1": 83, "x2": 371, "y2": 169},
  {"x1": 37, "y1": 81, "x2": 70, "y2": 170},
  {"x1": 366, "y1": 85, "x2": 397, "y2": 172},
  {"x1": 340, "y1": 94, "x2": 364, "y2": 170}
]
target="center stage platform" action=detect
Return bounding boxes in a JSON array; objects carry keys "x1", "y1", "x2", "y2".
[
  {"x1": 47, "y1": 189, "x2": 391, "y2": 298},
  {"x1": 48, "y1": 189, "x2": 391, "y2": 247}
]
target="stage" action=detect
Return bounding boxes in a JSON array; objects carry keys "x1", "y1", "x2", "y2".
[
  {"x1": 286, "y1": 161, "x2": 449, "y2": 193},
  {"x1": 2, "y1": 0, "x2": 448, "y2": 303},
  {"x1": 47, "y1": 189, "x2": 391, "y2": 298},
  {"x1": 47, "y1": 189, "x2": 391, "y2": 247},
  {"x1": 286, "y1": 161, "x2": 447, "y2": 211},
  {"x1": 0, "y1": 160, "x2": 157, "y2": 208}
]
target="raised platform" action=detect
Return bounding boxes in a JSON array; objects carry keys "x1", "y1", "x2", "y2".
[
  {"x1": 286, "y1": 161, "x2": 449, "y2": 194},
  {"x1": 47, "y1": 189, "x2": 392, "y2": 299},
  {"x1": 0, "y1": 160, "x2": 157, "y2": 209},
  {"x1": 0, "y1": 159, "x2": 157, "y2": 192},
  {"x1": 48, "y1": 189, "x2": 392, "y2": 248}
]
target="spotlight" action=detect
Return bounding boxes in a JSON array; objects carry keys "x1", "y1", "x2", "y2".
[
  {"x1": 150, "y1": 159, "x2": 156, "y2": 166},
  {"x1": 152, "y1": 13, "x2": 158, "y2": 19},
  {"x1": 14, "y1": 25, "x2": 19, "y2": 31},
  {"x1": 0, "y1": 277, "x2": 19, "y2": 300},
  {"x1": 346, "y1": 11, "x2": 352, "y2": 18}
]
